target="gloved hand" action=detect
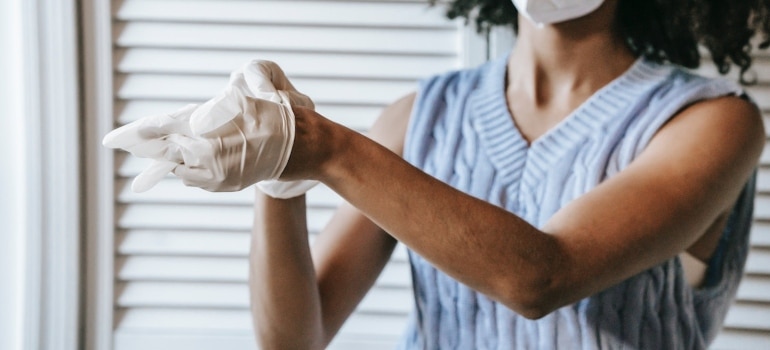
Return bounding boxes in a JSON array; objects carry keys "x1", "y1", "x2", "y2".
[
  {"x1": 102, "y1": 60, "x2": 321, "y2": 195},
  {"x1": 101, "y1": 103, "x2": 199, "y2": 193},
  {"x1": 226, "y1": 61, "x2": 321, "y2": 198}
]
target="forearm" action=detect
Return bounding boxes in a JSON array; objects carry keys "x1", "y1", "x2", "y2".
[
  {"x1": 318, "y1": 127, "x2": 565, "y2": 318},
  {"x1": 249, "y1": 191, "x2": 324, "y2": 349}
]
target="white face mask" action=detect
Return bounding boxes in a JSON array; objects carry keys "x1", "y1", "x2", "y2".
[{"x1": 512, "y1": 0, "x2": 605, "y2": 26}]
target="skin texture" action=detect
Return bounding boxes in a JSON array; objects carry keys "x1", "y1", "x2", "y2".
[{"x1": 248, "y1": 1, "x2": 765, "y2": 348}]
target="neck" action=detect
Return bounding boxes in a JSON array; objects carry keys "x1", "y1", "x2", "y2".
[{"x1": 508, "y1": 0, "x2": 636, "y2": 106}]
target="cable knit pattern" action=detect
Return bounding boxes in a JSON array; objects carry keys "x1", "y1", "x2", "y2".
[{"x1": 396, "y1": 55, "x2": 755, "y2": 349}]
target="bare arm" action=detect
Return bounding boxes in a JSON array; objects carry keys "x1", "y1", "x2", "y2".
[
  {"x1": 250, "y1": 194, "x2": 323, "y2": 349},
  {"x1": 286, "y1": 96, "x2": 764, "y2": 319},
  {"x1": 249, "y1": 93, "x2": 415, "y2": 349}
]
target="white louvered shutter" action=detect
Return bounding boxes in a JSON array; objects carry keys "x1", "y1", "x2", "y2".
[
  {"x1": 107, "y1": 1, "x2": 481, "y2": 349},
  {"x1": 703, "y1": 50, "x2": 770, "y2": 349}
]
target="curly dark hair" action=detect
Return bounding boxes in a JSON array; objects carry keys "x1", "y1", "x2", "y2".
[{"x1": 430, "y1": 0, "x2": 770, "y2": 84}]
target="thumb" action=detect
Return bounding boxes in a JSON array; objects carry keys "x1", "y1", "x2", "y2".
[
  {"x1": 278, "y1": 90, "x2": 315, "y2": 110},
  {"x1": 243, "y1": 60, "x2": 280, "y2": 93}
]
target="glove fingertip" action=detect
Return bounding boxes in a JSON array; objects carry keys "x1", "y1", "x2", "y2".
[
  {"x1": 131, "y1": 178, "x2": 153, "y2": 193},
  {"x1": 102, "y1": 131, "x2": 119, "y2": 148},
  {"x1": 132, "y1": 161, "x2": 177, "y2": 193},
  {"x1": 102, "y1": 126, "x2": 133, "y2": 149}
]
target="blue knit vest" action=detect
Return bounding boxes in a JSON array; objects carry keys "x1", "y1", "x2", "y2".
[{"x1": 397, "y1": 55, "x2": 755, "y2": 349}]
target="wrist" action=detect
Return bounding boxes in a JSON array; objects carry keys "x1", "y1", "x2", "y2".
[
  {"x1": 316, "y1": 121, "x2": 357, "y2": 184},
  {"x1": 253, "y1": 187, "x2": 307, "y2": 236},
  {"x1": 284, "y1": 106, "x2": 354, "y2": 182}
]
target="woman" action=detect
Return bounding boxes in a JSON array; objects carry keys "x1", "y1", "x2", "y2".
[
  {"x1": 250, "y1": 0, "x2": 769, "y2": 348},
  {"x1": 103, "y1": 0, "x2": 769, "y2": 348}
]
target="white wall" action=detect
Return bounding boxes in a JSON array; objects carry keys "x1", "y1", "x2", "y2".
[{"x1": 0, "y1": 0, "x2": 25, "y2": 349}]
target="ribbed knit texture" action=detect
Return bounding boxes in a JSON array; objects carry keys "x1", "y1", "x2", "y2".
[{"x1": 396, "y1": 55, "x2": 755, "y2": 349}]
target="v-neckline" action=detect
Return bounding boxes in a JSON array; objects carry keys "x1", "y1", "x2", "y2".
[
  {"x1": 469, "y1": 53, "x2": 672, "y2": 190},
  {"x1": 506, "y1": 55, "x2": 644, "y2": 149}
]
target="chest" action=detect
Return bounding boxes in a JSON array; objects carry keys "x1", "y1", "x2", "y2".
[{"x1": 504, "y1": 87, "x2": 594, "y2": 145}]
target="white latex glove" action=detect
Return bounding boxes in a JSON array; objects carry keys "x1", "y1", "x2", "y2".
[
  {"x1": 221, "y1": 60, "x2": 320, "y2": 198},
  {"x1": 103, "y1": 60, "x2": 320, "y2": 195}
]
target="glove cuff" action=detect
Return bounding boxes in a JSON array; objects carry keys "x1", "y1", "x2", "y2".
[{"x1": 256, "y1": 179, "x2": 320, "y2": 199}]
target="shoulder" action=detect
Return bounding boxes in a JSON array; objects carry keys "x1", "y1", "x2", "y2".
[
  {"x1": 367, "y1": 60, "x2": 500, "y2": 157},
  {"x1": 654, "y1": 62, "x2": 764, "y2": 156},
  {"x1": 658, "y1": 94, "x2": 764, "y2": 165},
  {"x1": 367, "y1": 92, "x2": 416, "y2": 157},
  {"x1": 417, "y1": 59, "x2": 497, "y2": 99},
  {"x1": 616, "y1": 61, "x2": 759, "y2": 158},
  {"x1": 654, "y1": 63, "x2": 746, "y2": 101}
]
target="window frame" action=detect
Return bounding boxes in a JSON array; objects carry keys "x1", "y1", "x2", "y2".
[
  {"x1": 13, "y1": 0, "x2": 81, "y2": 349},
  {"x1": 81, "y1": 0, "x2": 116, "y2": 349}
]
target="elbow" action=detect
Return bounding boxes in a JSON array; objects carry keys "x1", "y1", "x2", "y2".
[
  {"x1": 517, "y1": 300, "x2": 558, "y2": 321},
  {"x1": 499, "y1": 275, "x2": 562, "y2": 320},
  {"x1": 490, "y1": 257, "x2": 570, "y2": 320}
]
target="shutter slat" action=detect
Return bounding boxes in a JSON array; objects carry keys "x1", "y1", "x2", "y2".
[
  {"x1": 115, "y1": 22, "x2": 458, "y2": 55},
  {"x1": 115, "y1": 100, "x2": 381, "y2": 133},
  {"x1": 117, "y1": 204, "x2": 334, "y2": 233},
  {"x1": 736, "y1": 276, "x2": 770, "y2": 302},
  {"x1": 115, "y1": 0, "x2": 452, "y2": 29},
  {"x1": 724, "y1": 302, "x2": 770, "y2": 330},
  {"x1": 757, "y1": 168, "x2": 770, "y2": 193},
  {"x1": 116, "y1": 178, "x2": 343, "y2": 208},
  {"x1": 116, "y1": 256, "x2": 411, "y2": 287},
  {"x1": 745, "y1": 248, "x2": 770, "y2": 275},
  {"x1": 115, "y1": 308, "x2": 408, "y2": 337},
  {"x1": 113, "y1": 332, "x2": 257, "y2": 350},
  {"x1": 117, "y1": 230, "x2": 251, "y2": 257},
  {"x1": 117, "y1": 229, "x2": 410, "y2": 262},
  {"x1": 113, "y1": 332, "x2": 400, "y2": 350},
  {"x1": 116, "y1": 74, "x2": 415, "y2": 106},
  {"x1": 115, "y1": 308, "x2": 253, "y2": 331},
  {"x1": 750, "y1": 222, "x2": 770, "y2": 247},
  {"x1": 116, "y1": 48, "x2": 457, "y2": 80},
  {"x1": 711, "y1": 328, "x2": 770, "y2": 350},
  {"x1": 752, "y1": 195, "x2": 770, "y2": 220},
  {"x1": 116, "y1": 282, "x2": 412, "y2": 315}
]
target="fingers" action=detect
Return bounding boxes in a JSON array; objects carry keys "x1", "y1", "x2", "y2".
[
  {"x1": 247, "y1": 60, "x2": 279, "y2": 93},
  {"x1": 102, "y1": 104, "x2": 197, "y2": 150},
  {"x1": 278, "y1": 90, "x2": 315, "y2": 110},
  {"x1": 173, "y1": 165, "x2": 217, "y2": 190},
  {"x1": 247, "y1": 61, "x2": 313, "y2": 109},
  {"x1": 259, "y1": 60, "x2": 297, "y2": 93},
  {"x1": 102, "y1": 118, "x2": 150, "y2": 150},
  {"x1": 240, "y1": 60, "x2": 313, "y2": 104},
  {"x1": 128, "y1": 132, "x2": 210, "y2": 192},
  {"x1": 132, "y1": 160, "x2": 178, "y2": 193}
]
